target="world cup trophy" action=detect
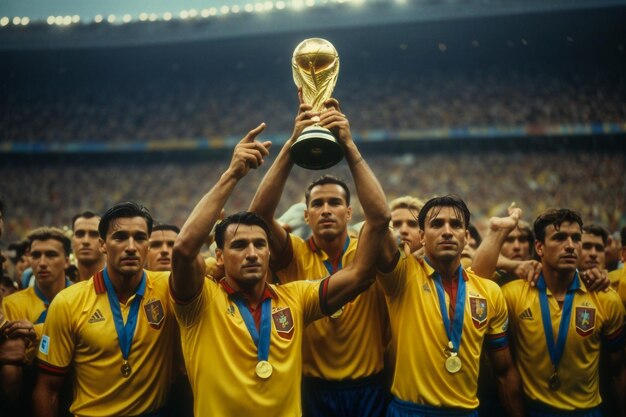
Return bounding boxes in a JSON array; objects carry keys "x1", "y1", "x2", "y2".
[{"x1": 290, "y1": 38, "x2": 343, "y2": 170}]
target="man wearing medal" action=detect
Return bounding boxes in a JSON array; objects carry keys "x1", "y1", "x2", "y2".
[
  {"x1": 502, "y1": 209, "x2": 626, "y2": 416},
  {"x1": 248, "y1": 99, "x2": 391, "y2": 417},
  {"x1": 170, "y1": 123, "x2": 391, "y2": 416},
  {"x1": 34, "y1": 202, "x2": 178, "y2": 417},
  {"x1": 375, "y1": 195, "x2": 525, "y2": 416}
]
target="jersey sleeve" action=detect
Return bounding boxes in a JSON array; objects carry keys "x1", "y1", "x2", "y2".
[
  {"x1": 600, "y1": 290, "x2": 626, "y2": 352},
  {"x1": 377, "y1": 250, "x2": 408, "y2": 299},
  {"x1": 484, "y1": 283, "x2": 510, "y2": 351},
  {"x1": 37, "y1": 292, "x2": 74, "y2": 374},
  {"x1": 172, "y1": 279, "x2": 215, "y2": 328},
  {"x1": 299, "y1": 280, "x2": 324, "y2": 326}
]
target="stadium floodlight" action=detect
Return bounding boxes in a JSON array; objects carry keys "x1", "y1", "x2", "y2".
[
  {"x1": 163, "y1": 12, "x2": 173, "y2": 21},
  {"x1": 107, "y1": 14, "x2": 117, "y2": 23},
  {"x1": 63, "y1": 15, "x2": 72, "y2": 25},
  {"x1": 55, "y1": 16, "x2": 64, "y2": 25},
  {"x1": 47, "y1": 16, "x2": 55, "y2": 25},
  {"x1": 0, "y1": 17, "x2": 8, "y2": 27},
  {"x1": 189, "y1": 9, "x2": 198, "y2": 18},
  {"x1": 255, "y1": 3, "x2": 264, "y2": 12},
  {"x1": 200, "y1": 9, "x2": 210, "y2": 17},
  {"x1": 122, "y1": 14, "x2": 132, "y2": 23},
  {"x1": 244, "y1": 4, "x2": 254, "y2": 12},
  {"x1": 264, "y1": 1, "x2": 274, "y2": 10},
  {"x1": 12, "y1": 17, "x2": 21, "y2": 25},
  {"x1": 305, "y1": 0, "x2": 316, "y2": 7},
  {"x1": 149, "y1": 13, "x2": 158, "y2": 21},
  {"x1": 292, "y1": 0, "x2": 305, "y2": 10},
  {"x1": 72, "y1": 15, "x2": 80, "y2": 23},
  {"x1": 276, "y1": 1, "x2": 286, "y2": 9},
  {"x1": 21, "y1": 17, "x2": 30, "y2": 26},
  {"x1": 94, "y1": 14, "x2": 103, "y2": 23},
  {"x1": 209, "y1": 7, "x2": 218, "y2": 16},
  {"x1": 220, "y1": 5, "x2": 230, "y2": 14},
  {"x1": 231, "y1": 5, "x2": 241, "y2": 14},
  {"x1": 179, "y1": 10, "x2": 189, "y2": 19},
  {"x1": 139, "y1": 13, "x2": 148, "y2": 21}
]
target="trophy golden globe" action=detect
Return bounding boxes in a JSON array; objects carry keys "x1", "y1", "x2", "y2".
[{"x1": 290, "y1": 38, "x2": 344, "y2": 170}]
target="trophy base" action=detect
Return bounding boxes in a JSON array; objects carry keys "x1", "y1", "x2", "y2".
[{"x1": 290, "y1": 127, "x2": 344, "y2": 170}]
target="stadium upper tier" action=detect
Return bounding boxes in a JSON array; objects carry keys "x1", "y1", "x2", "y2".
[
  {"x1": 0, "y1": 0, "x2": 623, "y2": 50},
  {"x1": 1, "y1": 67, "x2": 625, "y2": 148}
]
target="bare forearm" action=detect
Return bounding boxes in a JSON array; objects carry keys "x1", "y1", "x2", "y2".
[
  {"x1": 473, "y1": 230, "x2": 510, "y2": 278},
  {"x1": 33, "y1": 385, "x2": 59, "y2": 417},
  {"x1": 495, "y1": 368, "x2": 525, "y2": 417},
  {"x1": 1, "y1": 364, "x2": 22, "y2": 404},
  {"x1": 344, "y1": 142, "x2": 390, "y2": 228}
]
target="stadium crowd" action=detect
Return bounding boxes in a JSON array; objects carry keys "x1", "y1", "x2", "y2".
[{"x1": 2, "y1": 68, "x2": 625, "y2": 144}]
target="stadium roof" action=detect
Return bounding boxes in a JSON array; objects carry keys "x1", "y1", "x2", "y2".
[{"x1": 1, "y1": 0, "x2": 625, "y2": 50}]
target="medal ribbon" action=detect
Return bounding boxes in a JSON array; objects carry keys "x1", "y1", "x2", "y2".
[
  {"x1": 322, "y1": 236, "x2": 350, "y2": 275},
  {"x1": 34, "y1": 278, "x2": 73, "y2": 324},
  {"x1": 103, "y1": 268, "x2": 146, "y2": 361},
  {"x1": 233, "y1": 297, "x2": 272, "y2": 362},
  {"x1": 432, "y1": 265, "x2": 466, "y2": 353},
  {"x1": 537, "y1": 271, "x2": 578, "y2": 371}
]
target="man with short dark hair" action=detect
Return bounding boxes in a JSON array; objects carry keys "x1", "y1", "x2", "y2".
[
  {"x1": 249, "y1": 99, "x2": 392, "y2": 416},
  {"x1": 376, "y1": 195, "x2": 525, "y2": 416},
  {"x1": 71, "y1": 211, "x2": 105, "y2": 282},
  {"x1": 147, "y1": 224, "x2": 180, "y2": 272},
  {"x1": 502, "y1": 209, "x2": 626, "y2": 416},
  {"x1": 171, "y1": 124, "x2": 389, "y2": 416},
  {"x1": 34, "y1": 202, "x2": 178, "y2": 417},
  {"x1": 609, "y1": 226, "x2": 626, "y2": 310},
  {"x1": 580, "y1": 225, "x2": 609, "y2": 273}
]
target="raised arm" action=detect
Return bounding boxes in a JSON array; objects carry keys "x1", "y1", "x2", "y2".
[
  {"x1": 172, "y1": 123, "x2": 270, "y2": 301},
  {"x1": 248, "y1": 98, "x2": 317, "y2": 258},
  {"x1": 472, "y1": 204, "x2": 521, "y2": 279},
  {"x1": 325, "y1": 213, "x2": 391, "y2": 313},
  {"x1": 320, "y1": 99, "x2": 398, "y2": 271}
]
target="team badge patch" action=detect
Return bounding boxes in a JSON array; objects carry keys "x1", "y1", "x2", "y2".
[
  {"x1": 575, "y1": 306, "x2": 596, "y2": 337},
  {"x1": 272, "y1": 307, "x2": 294, "y2": 340},
  {"x1": 143, "y1": 299, "x2": 165, "y2": 330},
  {"x1": 469, "y1": 296, "x2": 488, "y2": 329}
]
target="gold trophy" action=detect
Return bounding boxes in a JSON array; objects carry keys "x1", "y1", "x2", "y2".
[{"x1": 291, "y1": 38, "x2": 343, "y2": 170}]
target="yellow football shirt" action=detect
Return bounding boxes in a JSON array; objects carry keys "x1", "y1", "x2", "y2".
[
  {"x1": 272, "y1": 234, "x2": 389, "y2": 380},
  {"x1": 379, "y1": 252, "x2": 509, "y2": 409},
  {"x1": 608, "y1": 267, "x2": 626, "y2": 310},
  {"x1": 172, "y1": 277, "x2": 323, "y2": 417},
  {"x1": 502, "y1": 276, "x2": 626, "y2": 410},
  {"x1": 37, "y1": 270, "x2": 177, "y2": 417},
  {"x1": 3, "y1": 287, "x2": 46, "y2": 362}
]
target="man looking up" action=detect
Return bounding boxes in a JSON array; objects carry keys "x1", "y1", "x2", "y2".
[
  {"x1": 171, "y1": 123, "x2": 390, "y2": 416},
  {"x1": 34, "y1": 202, "x2": 177, "y2": 417},
  {"x1": 71, "y1": 211, "x2": 105, "y2": 282}
]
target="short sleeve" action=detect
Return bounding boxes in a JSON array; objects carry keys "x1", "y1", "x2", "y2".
[
  {"x1": 377, "y1": 250, "x2": 408, "y2": 299},
  {"x1": 271, "y1": 234, "x2": 303, "y2": 283},
  {"x1": 299, "y1": 280, "x2": 324, "y2": 326},
  {"x1": 485, "y1": 284, "x2": 510, "y2": 351},
  {"x1": 37, "y1": 292, "x2": 75, "y2": 374},
  {"x1": 172, "y1": 280, "x2": 214, "y2": 328},
  {"x1": 601, "y1": 290, "x2": 626, "y2": 352}
]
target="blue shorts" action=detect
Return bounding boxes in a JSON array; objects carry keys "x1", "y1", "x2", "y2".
[
  {"x1": 302, "y1": 372, "x2": 389, "y2": 417},
  {"x1": 386, "y1": 397, "x2": 478, "y2": 417}
]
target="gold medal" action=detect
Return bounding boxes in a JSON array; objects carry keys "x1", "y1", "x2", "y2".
[
  {"x1": 120, "y1": 361, "x2": 132, "y2": 378},
  {"x1": 445, "y1": 354, "x2": 462, "y2": 373},
  {"x1": 255, "y1": 360, "x2": 273, "y2": 379},
  {"x1": 329, "y1": 306, "x2": 344, "y2": 319},
  {"x1": 548, "y1": 372, "x2": 561, "y2": 390}
]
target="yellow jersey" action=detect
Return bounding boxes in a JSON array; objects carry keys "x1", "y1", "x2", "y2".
[
  {"x1": 37, "y1": 270, "x2": 177, "y2": 417},
  {"x1": 272, "y1": 234, "x2": 389, "y2": 380},
  {"x1": 379, "y1": 252, "x2": 509, "y2": 409},
  {"x1": 608, "y1": 267, "x2": 626, "y2": 310},
  {"x1": 502, "y1": 276, "x2": 625, "y2": 410},
  {"x1": 172, "y1": 277, "x2": 323, "y2": 417}
]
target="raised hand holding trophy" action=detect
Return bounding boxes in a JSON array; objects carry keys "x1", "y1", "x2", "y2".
[{"x1": 290, "y1": 38, "x2": 344, "y2": 170}]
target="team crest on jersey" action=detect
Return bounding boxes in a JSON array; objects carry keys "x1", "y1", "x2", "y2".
[
  {"x1": 272, "y1": 307, "x2": 294, "y2": 340},
  {"x1": 469, "y1": 296, "x2": 488, "y2": 329},
  {"x1": 143, "y1": 299, "x2": 165, "y2": 330},
  {"x1": 575, "y1": 306, "x2": 596, "y2": 337}
]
